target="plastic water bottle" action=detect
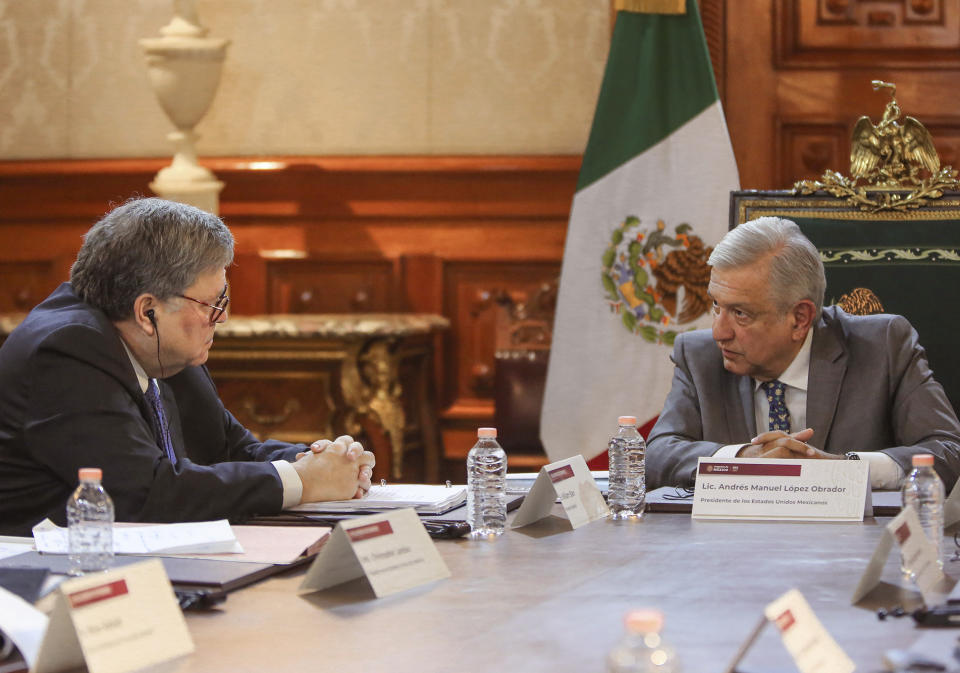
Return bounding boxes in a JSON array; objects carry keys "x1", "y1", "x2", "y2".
[
  {"x1": 67, "y1": 467, "x2": 114, "y2": 575},
  {"x1": 466, "y1": 427, "x2": 507, "y2": 538},
  {"x1": 608, "y1": 415, "x2": 646, "y2": 519},
  {"x1": 901, "y1": 453, "x2": 945, "y2": 575},
  {"x1": 607, "y1": 609, "x2": 680, "y2": 673}
]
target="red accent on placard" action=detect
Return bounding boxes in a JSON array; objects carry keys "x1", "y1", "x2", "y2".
[
  {"x1": 698, "y1": 462, "x2": 802, "y2": 477},
  {"x1": 548, "y1": 465, "x2": 575, "y2": 483},
  {"x1": 774, "y1": 609, "x2": 796, "y2": 633},
  {"x1": 346, "y1": 520, "x2": 394, "y2": 542},
  {"x1": 895, "y1": 522, "x2": 911, "y2": 545},
  {"x1": 68, "y1": 579, "x2": 129, "y2": 609}
]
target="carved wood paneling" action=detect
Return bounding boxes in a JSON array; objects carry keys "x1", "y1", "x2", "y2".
[
  {"x1": 778, "y1": 121, "x2": 849, "y2": 187},
  {"x1": 728, "y1": 0, "x2": 960, "y2": 189},
  {"x1": 264, "y1": 258, "x2": 400, "y2": 314},
  {"x1": 776, "y1": 0, "x2": 960, "y2": 68}
]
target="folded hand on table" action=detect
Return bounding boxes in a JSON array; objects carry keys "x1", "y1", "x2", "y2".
[
  {"x1": 736, "y1": 427, "x2": 842, "y2": 460},
  {"x1": 293, "y1": 434, "x2": 376, "y2": 502}
]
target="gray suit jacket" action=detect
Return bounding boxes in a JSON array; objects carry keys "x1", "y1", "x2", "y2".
[{"x1": 645, "y1": 306, "x2": 960, "y2": 489}]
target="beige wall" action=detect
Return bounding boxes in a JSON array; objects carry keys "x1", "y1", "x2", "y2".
[{"x1": 0, "y1": 0, "x2": 610, "y2": 159}]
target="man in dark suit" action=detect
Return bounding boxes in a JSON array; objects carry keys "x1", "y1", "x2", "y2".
[
  {"x1": 646, "y1": 216, "x2": 960, "y2": 490},
  {"x1": 0, "y1": 198, "x2": 374, "y2": 535}
]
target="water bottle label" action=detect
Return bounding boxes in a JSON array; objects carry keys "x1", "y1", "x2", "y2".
[
  {"x1": 300, "y1": 508, "x2": 451, "y2": 599},
  {"x1": 511, "y1": 455, "x2": 609, "y2": 529}
]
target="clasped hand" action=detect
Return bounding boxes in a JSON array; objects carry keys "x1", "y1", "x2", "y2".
[
  {"x1": 737, "y1": 427, "x2": 843, "y2": 460},
  {"x1": 292, "y1": 435, "x2": 375, "y2": 503}
]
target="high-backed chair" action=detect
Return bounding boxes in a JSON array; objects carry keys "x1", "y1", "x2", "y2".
[{"x1": 492, "y1": 281, "x2": 556, "y2": 469}]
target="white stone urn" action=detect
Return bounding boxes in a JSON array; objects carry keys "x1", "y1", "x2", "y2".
[{"x1": 140, "y1": 1, "x2": 230, "y2": 214}]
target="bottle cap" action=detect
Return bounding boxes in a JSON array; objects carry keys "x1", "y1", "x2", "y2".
[
  {"x1": 618, "y1": 416, "x2": 637, "y2": 425},
  {"x1": 477, "y1": 427, "x2": 497, "y2": 438},
  {"x1": 623, "y1": 609, "x2": 663, "y2": 634},
  {"x1": 911, "y1": 453, "x2": 934, "y2": 467},
  {"x1": 78, "y1": 467, "x2": 102, "y2": 481}
]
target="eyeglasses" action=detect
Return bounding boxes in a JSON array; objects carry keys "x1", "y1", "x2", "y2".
[{"x1": 178, "y1": 286, "x2": 229, "y2": 323}]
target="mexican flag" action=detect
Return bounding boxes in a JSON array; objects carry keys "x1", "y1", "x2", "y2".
[{"x1": 541, "y1": 0, "x2": 739, "y2": 462}]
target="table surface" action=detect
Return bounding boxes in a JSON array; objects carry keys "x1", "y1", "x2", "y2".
[{"x1": 149, "y1": 509, "x2": 954, "y2": 673}]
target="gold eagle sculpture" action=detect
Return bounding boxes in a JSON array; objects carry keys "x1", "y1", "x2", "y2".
[
  {"x1": 795, "y1": 80, "x2": 958, "y2": 211},
  {"x1": 850, "y1": 81, "x2": 939, "y2": 186}
]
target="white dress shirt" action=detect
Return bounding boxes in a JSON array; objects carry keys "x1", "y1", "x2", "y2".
[
  {"x1": 121, "y1": 341, "x2": 303, "y2": 507},
  {"x1": 713, "y1": 329, "x2": 905, "y2": 489}
]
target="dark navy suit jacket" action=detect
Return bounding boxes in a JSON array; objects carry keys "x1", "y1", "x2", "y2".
[{"x1": 0, "y1": 283, "x2": 301, "y2": 535}]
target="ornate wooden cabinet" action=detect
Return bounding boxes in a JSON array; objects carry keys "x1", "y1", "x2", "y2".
[{"x1": 206, "y1": 314, "x2": 448, "y2": 483}]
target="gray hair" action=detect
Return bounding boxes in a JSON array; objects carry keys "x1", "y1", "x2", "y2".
[
  {"x1": 708, "y1": 216, "x2": 826, "y2": 319},
  {"x1": 71, "y1": 198, "x2": 234, "y2": 320}
]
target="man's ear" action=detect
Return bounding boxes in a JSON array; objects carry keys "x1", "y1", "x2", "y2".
[
  {"x1": 791, "y1": 300, "x2": 816, "y2": 339},
  {"x1": 132, "y1": 294, "x2": 158, "y2": 336}
]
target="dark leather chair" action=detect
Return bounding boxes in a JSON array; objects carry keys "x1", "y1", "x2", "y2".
[{"x1": 491, "y1": 282, "x2": 556, "y2": 469}]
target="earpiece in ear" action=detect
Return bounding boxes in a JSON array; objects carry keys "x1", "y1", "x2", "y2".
[{"x1": 146, "y1": 309, "x2": 156, "y2": 326}]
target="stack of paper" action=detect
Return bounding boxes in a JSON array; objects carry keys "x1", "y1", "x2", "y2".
[
  {"x1": 32, "y1": 519, "x2": 241, "y2": 555},
  {"x1": 289, "y1": 484, "x2": 467, "y2": 516}
]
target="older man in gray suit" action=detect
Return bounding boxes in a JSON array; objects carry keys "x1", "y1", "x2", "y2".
[{"x1": 646, "y1": 216, "x2": 960, "y2": 491}]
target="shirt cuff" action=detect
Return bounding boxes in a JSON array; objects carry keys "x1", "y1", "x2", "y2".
[
  {"x1": 854, "y1": 451, "x2": 905, "y2": 490},
  {"x1": 853, "y1": 451, "x2": 904, "y2": 490},
  {"x1": 272, "y1": 460, "x2": 304, "y2": 509},
  {"x1": 714, "y1": 443, "x2": 748, "y2": 458}
]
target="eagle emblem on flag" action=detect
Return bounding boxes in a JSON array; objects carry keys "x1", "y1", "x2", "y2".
[{"x1": 601, "y1": 216, "x2": 712, "y2": 345}]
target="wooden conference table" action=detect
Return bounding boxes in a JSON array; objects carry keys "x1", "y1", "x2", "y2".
[{"x1": 163, "y1": 508, "x2": 944, "y2": 673}]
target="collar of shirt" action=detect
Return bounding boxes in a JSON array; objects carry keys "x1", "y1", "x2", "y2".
[
  {"x1": 120, "y1": 338, "x2": 150, "y2": 394},
  {"x1": 752, "y1": 326, "x2": 813, "y2": 393}
]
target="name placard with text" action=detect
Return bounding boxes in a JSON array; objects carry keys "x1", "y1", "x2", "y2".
[
  {"x1": 852, "y1": 505, "x2": 952, "y2": 606},
  {"x1": 724, "y1": 589, "x2": 854, "y2": 673},
  {"x1": 511, "y1": 454, "x2": 609, "y2": 529},
  {"x1": 299, "y1": 508, "x2": 449, "y2": 598},
  {"x1": 692, "y1": 457, "x2": 870, "y2": 521},
  {"x1": 33, "y1": 559, "x2": 193, "y2": 673}
]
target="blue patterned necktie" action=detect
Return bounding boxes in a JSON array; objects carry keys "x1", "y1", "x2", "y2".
[
  {"x1": 762, "y1": 380, "x2": 791, "y2": 433},
  {"x1": 146, "y1": 378, "x2": 177, "y2": 465}
]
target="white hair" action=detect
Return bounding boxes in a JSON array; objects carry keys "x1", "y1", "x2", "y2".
[{"x1": 708, "y1": 216, "x2": 826, "y2": 319}]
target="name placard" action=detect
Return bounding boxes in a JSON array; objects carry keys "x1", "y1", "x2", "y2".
[
  {"x1": 33, "y1": 559, "x2": 193, "y2": 673},
  {"x1": 852, "y1": 505, "x2": 952, "y2": 606},
  {"x1": 723, "y1": 589, "x2": 854, "y2": 673},
  {"x1": 511, "y1": 455, "x2": 609, "y2": 529},
  {"x1": 764, "y1": 589, "x2": 855, "y2": 673},
  {"x1": 298, "y1": 508, "x2": 449, "y2": 598},
  {"x1": 692, "y1": 457, "x2": 870, "y2": 521}
]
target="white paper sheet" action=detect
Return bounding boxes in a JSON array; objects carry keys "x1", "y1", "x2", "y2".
[{"x1": 32, "y1": 519, "x2": 241, "y2": 555}]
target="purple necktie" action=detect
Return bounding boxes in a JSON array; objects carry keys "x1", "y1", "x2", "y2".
[
  {"x1": 761, "y1": 380, "x2": 791, "y2": 433},
  {"x1": 146, "y1": 379, "x2": 177, "y2": 465}
]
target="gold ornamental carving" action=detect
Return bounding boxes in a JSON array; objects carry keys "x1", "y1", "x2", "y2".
[
  {"x1": 341, "y1": 339, "x2": 406, "y2": 480},
  {"x1": 794, "y1": 81, "x2": 960, "y2": 212},
  {"x1": 835, "y1": 287, "x2": 884, "y2": 316}
]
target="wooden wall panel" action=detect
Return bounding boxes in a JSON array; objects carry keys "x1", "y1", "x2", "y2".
[
  {"x1": 777, "y1": 121, "x2": 849, "y2": 186},
  {"x1": 264, "y1": 258, "x2": 401, "y2": 314},
  {"x1": 726, "y1": 0, "x2": 960, "y2": 190},
  {"x1": 777, "y1": 0, "x2": 960, "y2": 68}
]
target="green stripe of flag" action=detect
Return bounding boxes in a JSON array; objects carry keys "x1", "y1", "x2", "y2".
[{"x1": 577, "y1": 0, "x2": 720, "y2": 191}]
